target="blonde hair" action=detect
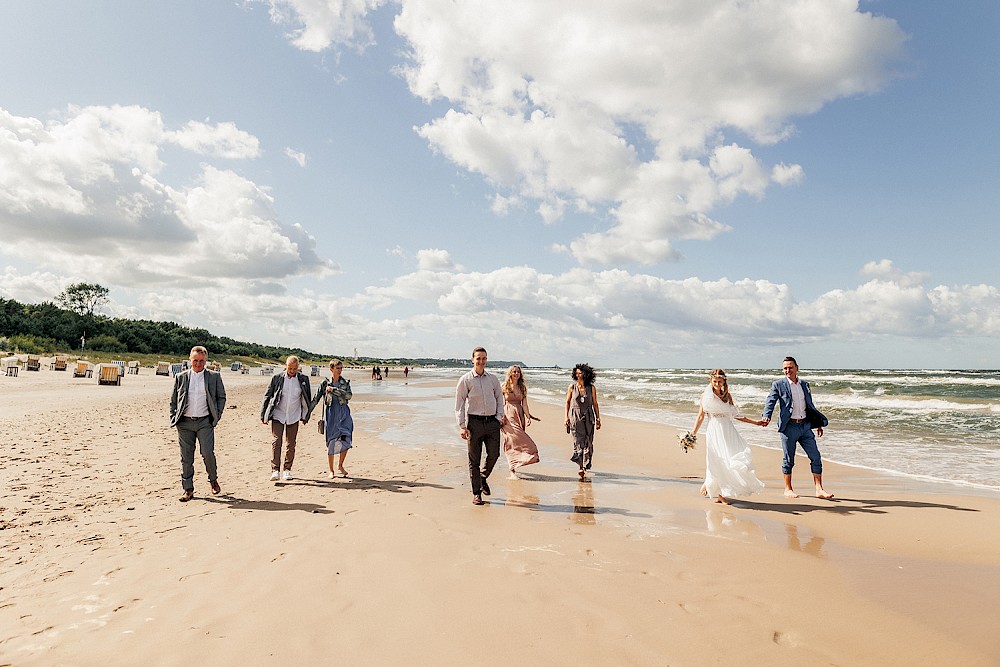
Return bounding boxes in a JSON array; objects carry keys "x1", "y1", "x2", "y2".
[
  {"x1": 710, "y1": 369, "x2": 733, "y2": 405},
  {"x1": 190, "y1": 345, "x2": 208, "y2": 358},
  {"x1": 330, "y1": 359, "x2": 343, "y2": 369},
  {"x1": 503, "y1": 365, "x2": 527, "y2": 397},
  {"x1": 286, "y1": 355, "x2": 300, "y2": 366}
]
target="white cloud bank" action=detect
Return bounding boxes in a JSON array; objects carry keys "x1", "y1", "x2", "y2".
[
  {"x1": 260, "y1": 0, "x2": 906, "y2": 265},
  {"x1": 0, "y1": 105, "x2": 334, "y2": 290}
]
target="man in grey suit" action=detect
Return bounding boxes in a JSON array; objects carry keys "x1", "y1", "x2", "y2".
[{"x1": 170, "y1": 345, "x2": 227, "y2": 502}]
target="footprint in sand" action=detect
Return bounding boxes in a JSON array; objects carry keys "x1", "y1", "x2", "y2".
[{"x1": 772, "y1": 630, "x2": 796, "y2": 647}]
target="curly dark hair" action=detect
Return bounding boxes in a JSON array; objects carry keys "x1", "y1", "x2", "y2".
[{"x1": 571, "y1": 363, "x2": 596, "y2": 387}]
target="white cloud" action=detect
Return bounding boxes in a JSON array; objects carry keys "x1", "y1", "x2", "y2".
[
  {"x1": 0, "y1": 267, "x2": 69, "y2": 304},
  {"x1": 415, "y1": 248, "x2": 461, "y2": 271},
  {"x1": 395, "y1": 0, "x2": 907, "y2": 264},
  {"x1": 284, "y1": 147, "x2": 308, "y2": 167},
  {"x1": 258, "y1": 0, "x2": 385, "y2": 52},
  {"x1": 0, "y1": 105, "x2": 335, "y2": 292},
  {"x1": 169, "y1": 120, "x2": 261, "y2": 159}
]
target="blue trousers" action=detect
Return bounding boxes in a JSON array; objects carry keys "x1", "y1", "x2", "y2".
[
  {"x1": 780, "y1": 421, "x2": 822, "y2": 475},
  {"x1": 177, "y1": 416, "x2": 218, "y2": 491}
]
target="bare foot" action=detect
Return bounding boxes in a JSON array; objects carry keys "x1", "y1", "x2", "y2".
[
  {"x1": 699, "y1": 484, "x2": 708, "y2": 497},
  {"x1": 715, "y1": 495, "x2": 731, "y2": 505},
  {"x1": 816, "y1": 489, "x2": 834, "y2": 499},
  {"x1": 578, "y1": 469, "x2": 586, "y2": 480},
  {"x1": 338, "y1": 468, "x2": 349, "y2": 478},
  {"x1": 783, "y1": 489, "x2": 800, "y2": 498}
]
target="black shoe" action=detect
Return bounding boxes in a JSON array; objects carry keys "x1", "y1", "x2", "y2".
[{"x1": 480, "y1": 478, "x2": 491, "y2": 496}]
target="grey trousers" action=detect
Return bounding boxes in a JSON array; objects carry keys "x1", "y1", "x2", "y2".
[{"x1": 177, "y1": 416, "x2": 218, "y2": 491}]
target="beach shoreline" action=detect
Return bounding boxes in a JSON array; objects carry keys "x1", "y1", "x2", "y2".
[{"x1": 1, "y1": 366, "x2": 998, "y2": 665}]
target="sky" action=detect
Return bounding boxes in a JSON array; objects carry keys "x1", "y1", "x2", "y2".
[{"x1": 1, "y1": 0, "x2": 999, "y2": 369}]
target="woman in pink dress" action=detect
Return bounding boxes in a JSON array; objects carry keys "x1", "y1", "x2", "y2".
[{"x1": 501, "y1": 366, "x2": 540, "y2": 478}]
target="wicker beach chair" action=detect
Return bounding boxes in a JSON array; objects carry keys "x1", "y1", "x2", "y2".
[
  {"x1": 74, "y1": 360, "x2": 93, "y2": 378},
  {"x1": 98, "y1": 364, "x2": 122, "y2": 386},
  {"x1": 127, "y1": 361, "x2": 140, "y2": 375},
  {"x1": 25, "y1": 355, "x2": 41, "y2": 371},
  {"x1": 51, "y1": 356, "x2": 69, "y2": 371}
]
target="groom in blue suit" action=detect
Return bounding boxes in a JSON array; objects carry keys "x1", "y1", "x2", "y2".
[{"x1": 762, "y1": 356, "x2": 833, "y2": 499}]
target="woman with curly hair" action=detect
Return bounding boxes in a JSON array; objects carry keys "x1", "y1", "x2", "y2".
[
  {"x1": 501, "y1": 365, "x2": 540, "y2": 478},
  {"x1": 690, "y1": 369, "x2": 765, "y2": 504},
  {"x1": 564, "y1": 363, "x2": 600, "y2": 480}
]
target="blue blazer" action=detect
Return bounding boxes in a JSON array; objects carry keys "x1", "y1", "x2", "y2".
[{"x1": 762, "y1": 377, "x2": 821, "y2": 433}]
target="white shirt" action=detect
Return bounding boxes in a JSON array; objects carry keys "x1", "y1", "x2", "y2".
[
  {"x1": 184, "y1": 370, "x2": 210, "y2": 418},
  {"x1": 455, "y1": 369, "x2": 504, "y2": 428},
  {"x1": 789, "y1": 379, "x2": 807, "y2": 419},
  {"x1": 272, "y1": 373, "x2": 303, "y2": 424}
]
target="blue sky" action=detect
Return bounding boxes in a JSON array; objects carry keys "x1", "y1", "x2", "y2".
[{"x1": 1, "y1": 1, "x2": 998, "y2": 368}]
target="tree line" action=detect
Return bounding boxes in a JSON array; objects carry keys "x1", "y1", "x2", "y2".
[{"x1": 0, "y1": 294, "x2": 320, "y2": 361}]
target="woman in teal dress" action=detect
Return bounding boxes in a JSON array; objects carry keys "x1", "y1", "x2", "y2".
[{"x1": 313, "y1": 359, "x2": 354, "y2": 478}]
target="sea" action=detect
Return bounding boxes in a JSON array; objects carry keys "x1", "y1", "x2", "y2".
[
  {"x1": 511, "y1": 367, "x2": 1000, "y2": 492},
  {"x1": 360, "y1": 367, "x2": 1000, "y2": 492}
]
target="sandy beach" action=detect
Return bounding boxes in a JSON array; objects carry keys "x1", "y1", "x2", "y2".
[{"x1": 2, "y1": 363, "x2": 999, "y2": 666}]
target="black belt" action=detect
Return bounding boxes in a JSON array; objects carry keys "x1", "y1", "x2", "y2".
[
  {"x1": 789, "y1": 418, "x2": 808, "y2": 423},
  {"x1": 468, "y1": 414, "x2": 495, "y2": 421},
  {"x1": 181, "y1": 415, "x2": 209, "y2": 421}
]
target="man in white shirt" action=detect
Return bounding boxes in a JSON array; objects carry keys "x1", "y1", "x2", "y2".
[
  {"x1": 455, "y1": 346, "x2": 507, "y2": 505},
  {"x1": 762, "y1": 356, "x2": 833, "y2": 499},
  {"x1": 260, "y1": 355, "x2": 313, "y2": 481},
  {"x1": 169, "y1": 346, "x2": 228, "y2": 502}
]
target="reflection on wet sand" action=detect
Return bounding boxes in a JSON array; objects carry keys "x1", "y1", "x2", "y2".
[
  {"x1": 784, "y1": 523, "x2": 827, "y2": 558},
  {"x1": 573, "y1": 482, "x2": 596, "y2": 525},
  {"x1": 705, "y1": 508, "x2": 767, "y2": 541},
  {"x1": 704, "y1": 508, "x2": 828, "y2": 558},
  {"x1": 503, "y1": 479, "x2": 540, "y2": 509}
]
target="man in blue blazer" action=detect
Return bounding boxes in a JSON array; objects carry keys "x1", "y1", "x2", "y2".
[
  {"x1": 170, "y1": 345, "x2": 227, "y2": 502},
  {"x1": 761, "y1": 356, "x2": 833, "y2": 499}
]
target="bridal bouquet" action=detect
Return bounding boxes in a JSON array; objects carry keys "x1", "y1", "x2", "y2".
[{"x1": 678, "y1": 431, "x2": 697, "y2": 453}]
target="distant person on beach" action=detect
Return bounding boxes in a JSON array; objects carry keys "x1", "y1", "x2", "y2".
[
  {"x1": 169, "y1": 346, "x2": 227, "y2": 502},
  {"x1": 761, "y1": 356, "x2": 833, "y2": 499},
  {"x1": 565, "y1": 363, "x2": 600, "y2": 480},
  {"x1": 404, "y1": 366, "x2": 409, "y2": 378},
  {"x1": 260, "y1": 355, "x2": 313, "y2": 482},
  {"x1": 455, "y1": 346, "x2": 506, "y2": 505},
  {"x1": 501, "y1": 365, "x2": 540, "y2": 478},
  {"x1": 690, "y1": 369, "x2": 765, "y2": 504},
  {"x1": 384, "y1": 365, "x2": 389, "y2": 378},
  {"x1": 313, "y1": 359, "x2": 354, "y2": 478}
]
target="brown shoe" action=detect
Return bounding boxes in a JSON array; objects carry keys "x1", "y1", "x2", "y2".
[
  {"x1": 179, "y1": 490, "x2": 194, "y2": 502},
  {"x1": 472, "y1": 494, "x2": 484, "y2": 505},
  {"x1": 210, "y1": 480, "x2": 221, "y2": 495}
]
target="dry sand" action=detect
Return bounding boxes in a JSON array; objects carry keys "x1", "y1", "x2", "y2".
[{"x1": 1, "y1": 363, "x2": 998, "y2": 666}]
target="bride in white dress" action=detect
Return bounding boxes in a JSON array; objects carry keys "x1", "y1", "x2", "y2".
[{"x1": 691, "y1": 369, "x2": 765, "y2": 505}]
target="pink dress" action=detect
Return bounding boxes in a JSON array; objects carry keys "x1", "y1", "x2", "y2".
[{"x1": 502, "y1": 387, "x2": 540, "y2": 470}]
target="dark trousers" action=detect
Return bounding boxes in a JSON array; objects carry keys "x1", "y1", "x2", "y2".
[
  {"x1": 177, "y1": 416, "x2": 218, "y2": 491},
  {"x1": 467, "y1": 416, "x2": 501, "y2": 495},
  {"x1": 270, "y1": 420, "x2": 299, "y2": 471}
]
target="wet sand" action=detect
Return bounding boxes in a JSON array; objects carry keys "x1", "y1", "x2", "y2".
[{"x1": 1, "y1": 364, "x2": 998, "y2": 665}]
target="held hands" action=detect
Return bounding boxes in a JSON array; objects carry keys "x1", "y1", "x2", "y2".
[{"x1": 760, "y1": 418, "x2": 770, "y2": 427}]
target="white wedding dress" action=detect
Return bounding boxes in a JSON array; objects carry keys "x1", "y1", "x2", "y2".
[{"x1": 701, "y1": 387, "x2": 764, "y2": 499}]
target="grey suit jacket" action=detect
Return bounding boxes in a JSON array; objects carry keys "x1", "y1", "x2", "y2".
[{"x1": 169, "y1": 369, "x2": 227, "y2": 427}]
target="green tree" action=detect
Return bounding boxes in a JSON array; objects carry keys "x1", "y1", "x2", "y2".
[{"x1": 55, "y1": 282, "x2": 110, "y2": 317}]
